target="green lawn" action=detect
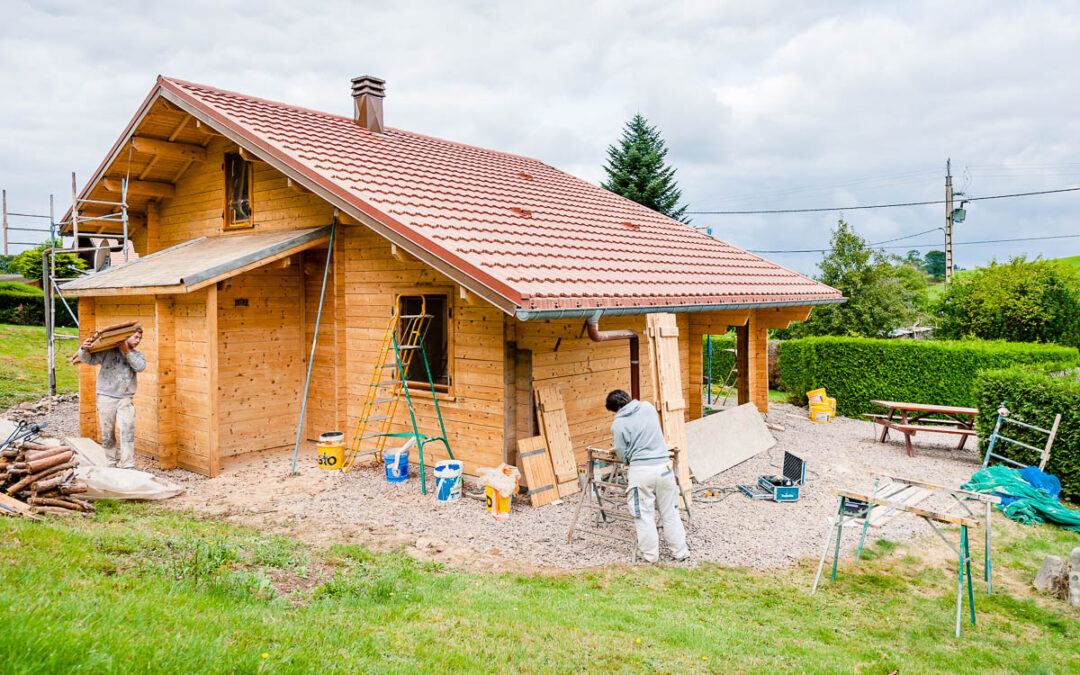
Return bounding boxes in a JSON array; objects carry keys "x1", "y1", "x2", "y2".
[
  {"x1": 922, "y1": 255, "x2": 1080, "y2": 303},
  {"x1": 0, "y1": 323, "x2": 79, "y2": 409},
  {"x1": 1, "y1": 503, "x2": 1078, "y2": 673}
]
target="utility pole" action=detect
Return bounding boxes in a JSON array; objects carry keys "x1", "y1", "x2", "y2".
[{"x1": 945, "y1": 159, "x2": 954, "y2": 285}]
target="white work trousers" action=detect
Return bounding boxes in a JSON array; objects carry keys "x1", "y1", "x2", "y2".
[
  {"x1": 97, "y1": 394, "x2": 136, "y2": 469},
  {"x1": 625, "y1": 462, "x2": 689, "y2": 563}
]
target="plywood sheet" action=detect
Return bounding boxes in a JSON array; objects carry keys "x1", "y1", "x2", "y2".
[
  {"x1": 646, "y1": 313, "x2": 692, "y2": 494},
  {"x1": 517, "y1": 435, "x2": 559, "y2": 507},
  {"x1": 534, "y1": 385, "x2": 580, "y2": 497},
  {"x1": 684, "y1": 403, "x2": 776, "y2": 482},
  {"x1": 65, "y1": 437, "x2": 109, "y2": 467}
]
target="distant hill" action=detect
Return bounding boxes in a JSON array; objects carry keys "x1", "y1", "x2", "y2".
[{"x1": 923, "y1": 254, "x2": 1080, "y2": 302}]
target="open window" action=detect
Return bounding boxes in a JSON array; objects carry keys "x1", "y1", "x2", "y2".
[
  {"x1": 397, "y1": 293, "x2": 451, "y2": 390},
  {"x1": 224, "y1": 152, "x2": 253, "y2": 230}
]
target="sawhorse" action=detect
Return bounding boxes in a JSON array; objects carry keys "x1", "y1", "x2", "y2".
[
  {"x1": 812, "y1": 487, "x2": 981, "y2": 638},
  {"x1": 566, "y1": 447, "x2": 691, "y2": 562}
]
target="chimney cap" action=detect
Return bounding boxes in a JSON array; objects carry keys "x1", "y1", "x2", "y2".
[{"x1": 351, "y1": 75, "x2": 386, "y2": 98}]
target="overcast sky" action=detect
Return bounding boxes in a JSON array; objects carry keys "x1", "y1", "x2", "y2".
[{"x1": 2, "y1": 0, "x2": 1079, "y2": 275}]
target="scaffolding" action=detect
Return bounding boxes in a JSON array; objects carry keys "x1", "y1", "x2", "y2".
[{"x1": 1, "y1": 173, "x2": 132, "y2": 395}]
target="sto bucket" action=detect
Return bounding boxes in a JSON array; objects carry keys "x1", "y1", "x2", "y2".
[
  {"x1": 317, "y1": 432, "x2": 345, "y2": 470},
  {"x1": 433, "y1": 460, "x2": 463, "y2": 502}
]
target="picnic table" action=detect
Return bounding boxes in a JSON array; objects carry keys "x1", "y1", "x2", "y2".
[{"x1": 864, "y1": 400, "x2": 978, "y2": 457}]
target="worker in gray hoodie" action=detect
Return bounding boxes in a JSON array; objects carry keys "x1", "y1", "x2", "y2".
[
  {"x1": 606, "y1": 389, "x2": 689, "y2": 563},
  {"x1": 78, "y1": 328, "x2": 146, "y2": 469}
]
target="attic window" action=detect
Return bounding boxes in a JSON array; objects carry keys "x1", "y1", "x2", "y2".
[{"x1": 224, "y1": 152, "x2": 254, "y2": 230}]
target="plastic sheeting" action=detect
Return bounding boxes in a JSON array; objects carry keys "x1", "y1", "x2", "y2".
[
  {"x1": 962, "y1": 465, "x2": 1080, "y2": 532},
  {"x1": 73, "y1": 466, "x2": 185, "y2": 501}
]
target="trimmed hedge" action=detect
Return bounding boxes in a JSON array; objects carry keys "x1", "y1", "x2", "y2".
[
  {"x1": 0, "y1": 287, "x2": 78, "y2": 327},
  {"x1": 702, "y1": 334, "x2": 736, "y2": 385},
  {"x1": 778, "y1": 337, "x2": 1079, "y2": 418},
  {"x1": 974, "y1": 366, "x2": 1080, "y2": 500}
]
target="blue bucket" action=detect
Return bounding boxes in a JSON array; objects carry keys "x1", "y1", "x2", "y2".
[
  {"x1": 384, "y1": 448, "x2": 410, "y2": 483},
  {"x1": 434, "y1": 460, "x2": 463, "y2": 502}
]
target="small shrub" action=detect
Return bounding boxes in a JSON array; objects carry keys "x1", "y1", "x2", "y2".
[{"x1": 778, "y1": 337, "x2": 1078, "y2": 417}]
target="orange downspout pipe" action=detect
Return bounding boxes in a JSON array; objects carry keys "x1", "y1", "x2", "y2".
[{"x1": 587, "y1": 320, "x2": 640, "y2": 400}]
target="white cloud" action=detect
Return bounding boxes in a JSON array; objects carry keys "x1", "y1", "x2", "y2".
[{"x1": 1, "y1": 0, "x2": 1079, "y2": 272}]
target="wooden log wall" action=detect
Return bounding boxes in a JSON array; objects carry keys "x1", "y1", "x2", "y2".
[
  {"x1": 515, "y1": 313, "x2": 691, "y2": 466},
  {"x1": 342, "y1": 226, "x2": 505, "y2": 475},
  {"x1": 173, "y1": 288, "x2": 214, "y2": 474},
  {"x1": 216, "y1": 265, "x2": 304, "y2": 457},
  {"x1": 301, "y1": 247, "x2": 339, "y2": 440},
  {"x1": 152, "y1": 137, "x2": 335, "y2": 253}
]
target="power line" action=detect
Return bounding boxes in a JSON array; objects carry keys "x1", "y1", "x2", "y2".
[
  {"x1": 748, "y1": 232, "x2": 1080, "y2": 254},
  {"x1": 689, "y1": 185, "x2": 1080, "y2": 215}
]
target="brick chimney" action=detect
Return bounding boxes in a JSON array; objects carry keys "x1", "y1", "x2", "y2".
[{"x1": 351, "y1": 75, "x2": 385, "y2": 134}]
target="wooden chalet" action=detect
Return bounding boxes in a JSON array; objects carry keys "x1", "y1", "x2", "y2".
[{"x1": 61, "y1": 75, "x2": 843, "y2": 477}]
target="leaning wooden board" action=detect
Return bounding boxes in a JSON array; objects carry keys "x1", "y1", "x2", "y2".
[
  {"x1": 516, "y1": 435, "x2": 560, "y2": 507},
  {"x1": 534, "y1": 385, "x2": 581, "y2": 498},
  {"x1": 646, "y1": 313, "x2": 692, "y2": 498}
]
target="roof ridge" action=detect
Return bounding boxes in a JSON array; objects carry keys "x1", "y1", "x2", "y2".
[{"x1": 158, "y1": 75, "x2": 548, "y2": 165}]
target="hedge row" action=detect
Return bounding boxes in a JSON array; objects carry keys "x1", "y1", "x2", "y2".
[
  {"x1": 974, "y1": 366, "x2": 1080, "y2": 499},
  {"x1": 0, "y1": 289, "x2": 78, "y2": 327},
  {"x1": 777, "y1": 337, "x2": 1079, "y2": 418},
  {"x1": 702, "y1": 334, "x2": 736, "y2": 385}
]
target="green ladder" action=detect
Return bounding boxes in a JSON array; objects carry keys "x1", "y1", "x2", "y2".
[{"x1": 343, "y1": 299, "x2": 453, "y2": 494}]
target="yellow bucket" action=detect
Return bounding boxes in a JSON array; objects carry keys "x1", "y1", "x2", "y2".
[
  {"x1": 807, "y1": 388, "x2": 827, "y2": 405},
  {"x1": 317, "y1": 431, "x2": 345, "y2": 470},
  {"x1": 485, "y1": 484, "x2": 512, "y2": 521},
  {"x1": 810, "y1": 403, "x2": 832, "y2": 424},
  {"x1": 827, "y1": 397, "x2": 837, "y2": 416}
]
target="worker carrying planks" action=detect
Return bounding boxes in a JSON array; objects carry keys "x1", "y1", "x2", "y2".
[
  {"x1": 75, "y1": 322, "x2": 146, "y2": 470},
  {"x1": 606, "y1": 389, "x2": 689, "y2": 564}
]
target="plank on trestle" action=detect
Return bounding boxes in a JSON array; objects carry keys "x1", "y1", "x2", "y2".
[
  {"x1": 534, "y1": 384, "x2": 580, "y2": 497},
  {"x1": 517, "y1": 435, "x2": 560, "y2": 507},
  {"x1": 646, "y1": 313, "x2": 692, "y2": 498}
]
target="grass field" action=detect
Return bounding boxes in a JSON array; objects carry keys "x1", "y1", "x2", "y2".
[
  {"x1": 922, "y1": 254, "x2": 1080, "y2": 303},
  {"x1": 1, "y1": 503, "x2": 1078, "y2": 673},
  {"x1": 0, "y1": 323, "x2": 79, "y2": 409}
]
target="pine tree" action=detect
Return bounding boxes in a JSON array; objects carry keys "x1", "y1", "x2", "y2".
[{"x1": 601, "y1": 114, "x2": 689, "y2": 222}]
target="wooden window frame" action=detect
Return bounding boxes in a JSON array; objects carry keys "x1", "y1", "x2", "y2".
[
  {"x1": 394, "y1": 287, "x2": 454, "y2": 398},
  {"x1": 223, "y1": 152, "x2": 255, "y2": 231}
]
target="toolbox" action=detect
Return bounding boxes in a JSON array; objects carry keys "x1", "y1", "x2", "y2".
[{"x1": 738, "y1": 451, "x2": 806, "y2": 502}]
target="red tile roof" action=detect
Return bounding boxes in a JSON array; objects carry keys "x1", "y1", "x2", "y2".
[{"x1": 108, "y1": 77, "x2": 845, "y2": 313}]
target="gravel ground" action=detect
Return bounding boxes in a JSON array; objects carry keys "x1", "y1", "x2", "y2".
[{"x1": 7, "y1": 398, "x2": 987, "y2": 572}]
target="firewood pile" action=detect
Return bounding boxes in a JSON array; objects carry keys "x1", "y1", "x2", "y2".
[{"x1": 1, "y1": 440, "x2": 92, "y2": 516}]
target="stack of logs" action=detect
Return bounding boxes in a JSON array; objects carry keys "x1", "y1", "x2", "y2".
[{"x1": 1, "y1": 441, "x2": 93, "y2": 516}]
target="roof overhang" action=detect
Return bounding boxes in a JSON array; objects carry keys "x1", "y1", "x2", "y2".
[
  {"x1": 514, "y1": 297, "x2": 847, "y2": 321},
  {"x1": 59, "y1": 226, "x2": 331, "y2": 297}
]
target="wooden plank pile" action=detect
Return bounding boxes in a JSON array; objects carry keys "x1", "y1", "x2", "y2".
[
  {"x1": 0, "y1": 441, "x2": 93, "y2": 517},
  {"x1": 67, "y1": 320, "x2": 142, "y2": 365}
]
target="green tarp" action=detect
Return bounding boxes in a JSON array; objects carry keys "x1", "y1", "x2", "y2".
[{"x1": 962, "y1": 465, "x2": 1080, "y2": 532}]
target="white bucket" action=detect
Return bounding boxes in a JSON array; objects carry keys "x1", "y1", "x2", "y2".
[{"x1": 433, "y1": 460, "x2": 463, "y2": 502}]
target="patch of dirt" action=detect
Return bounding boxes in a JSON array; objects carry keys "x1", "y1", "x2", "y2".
[{"x1": 7, "y1": 397, "x2": 996, "y2": 574}]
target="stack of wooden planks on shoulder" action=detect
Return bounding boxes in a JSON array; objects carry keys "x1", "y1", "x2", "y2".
[
  {"x1": 516, "y1": 385, "x2": 582, "y2": 507},
  {"x1": 0, "y1": 441, "x2": 93, "y2": 517},
  {"x1": 68, "y1": 320, "x2": 142, "y2": 365}
]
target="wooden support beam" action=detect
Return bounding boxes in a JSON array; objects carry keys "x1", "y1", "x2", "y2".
[
  {"x1": 167, "y1": 115, "x2": 191, "y2": 142},
  {"x1": 390, "y1": 244, "x2": 417, "y2": 263},
  {"x1": 101, "y1": 179, "x2": 175, "y2": 199},
  {"x1": 206, "y1": 285, "x2": 221, "y2": 477},
  {"x1": 238, "y1": 147, "x2": 266, "y2": 164},
  {"x1": 78, "y1": 297, "x2": 98, "y2": 440},
  {"x1": 754, "y1": 305, "x2": 813, "y2": 329},
  {"x1": 195, "y1": 120, "x2": 225, "y2": 137},
  {"x1": 459, "y1": 286, "x2": 481, "y2": 305},
  {"x1": 287, "y1": 177, "x2": 311, "y2": 194},
  {"x1": 132, "y1": 136, "x2": 208, "y2": 162},
  {"x1": 156, "y1": 296, "x2": 177, "y2": 469}
]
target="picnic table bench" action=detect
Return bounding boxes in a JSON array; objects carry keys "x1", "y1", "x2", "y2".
[{"x1": 863, "y1": 400, "x2": 978, "y2": 458}]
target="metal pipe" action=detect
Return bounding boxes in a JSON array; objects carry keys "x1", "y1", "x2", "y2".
[
  {"x1": 515, "y1": 297, "x2": 845, "y2": 321},
  {"x1": 586, "y1": 320, "x2": 640, "y2": 400}
]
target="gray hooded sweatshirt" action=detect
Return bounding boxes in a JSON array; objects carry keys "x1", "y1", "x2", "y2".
[
  {"x1": 78, "y1": 347, "x2": 146, "y2": 398},
  {"x1": 611, "y1": 400, "x2": 669, "y2": 465}
]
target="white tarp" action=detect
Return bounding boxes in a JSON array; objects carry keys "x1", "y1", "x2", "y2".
[
  {"x1": 73, "y1": 466, "x2": 185, "y2": 501},
  {"x1": 685, "y1": 403, "x2": 776, "y2": 482}
]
